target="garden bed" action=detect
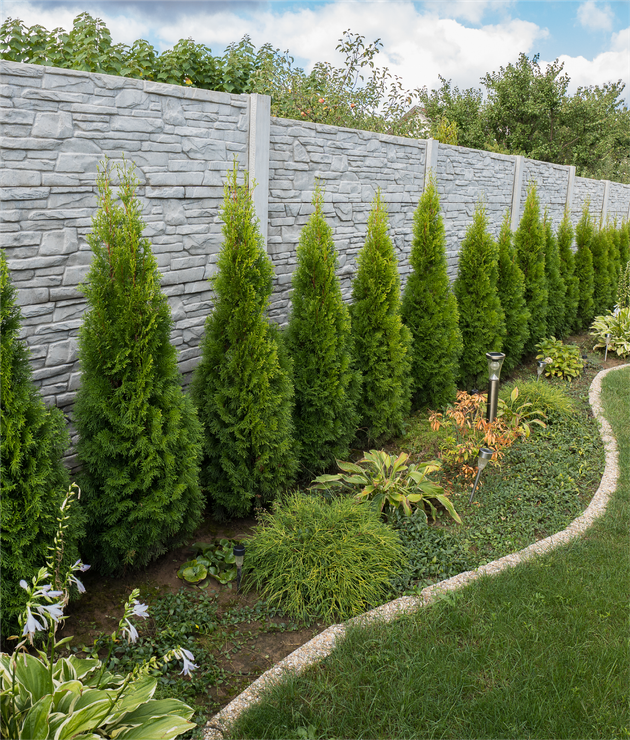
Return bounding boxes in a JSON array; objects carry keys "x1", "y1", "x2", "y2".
[{"x1": 57, "y1": 336, "x2": 618, "y2": 738}]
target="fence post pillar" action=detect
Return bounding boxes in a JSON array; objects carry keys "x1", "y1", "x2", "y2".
[
  {"x1": 248, "y1": 93, "x2": 271, "y2": 248},
  {"x1": 424, "y1": 138, "x2": 439, "y2": 187},
  {"x1": 565, "y1": 165, "x2": 576, "y2": 214},
  {"x1": 601, "y1": 180, "x2": 610, "y2": 224},
  {"x1": 510, "y1": 155, "x2": 525, "y2": 232}
]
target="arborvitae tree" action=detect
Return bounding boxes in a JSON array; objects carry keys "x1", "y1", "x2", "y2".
[
  {"x1": 514, "y1": 182, "x2": 548, "y2": 353},
  {"x1": 401, "y1": 176, "x2": 462, "y2": 409},
  {"x1": 453, "y1": 201, "x2": 506, "y2": 388},
  {"x1": 496, "y1": 212, "x2": 529, "y2": 375},
  {"x1": 75, "y1": 161, "x2": 203, "y2": 574},
  {"x1": 350, "y1": 190, "x2": 412, "y2": 443},
  {"x1": 285, "y1": 188, "x2": 360, "y2": 475},
  {"x1": 1, "y1": 251, "x2": 81, "y2": 637},
  {"x1": 191, "y1": 164, "x2": 297, "y2": 518},
  {"x1": 543, "y1": 210, "x2": 566, "y2": 338},
  {"x1": 557, "y1": 208, "x2": 579, "y2": 335},
  {"x1": 619, "y1": 221, "x2": 630, "y2": 268},
  {"x1": 590, "y1": 224, "x2": 612, "y2": 316},
  {"x1": 606, "y1": 222, "x2": 621, "y2": 307},
  {"x1": 574, "y1": 205, "x2": 595, "y2": 330}
]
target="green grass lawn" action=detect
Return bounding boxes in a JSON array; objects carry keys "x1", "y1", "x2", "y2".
[{"x1": 228, "y1": 366, "x2": 630, "y2": 740}]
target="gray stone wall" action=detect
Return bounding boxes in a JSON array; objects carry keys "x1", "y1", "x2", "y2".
[
  {"x1": 266, "y1": 118, "x2": 426, "y2": 319},
  {"x1": 2, "y1": 59, "x2": 630, "y2": 419},
  {"x1": 434, "y1": 144, "x2": 514, "y2": 274}
]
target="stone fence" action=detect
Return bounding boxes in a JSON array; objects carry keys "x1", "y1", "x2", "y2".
[{"x1": 2, "y1": 59, "x2": 630, "y2": 417}]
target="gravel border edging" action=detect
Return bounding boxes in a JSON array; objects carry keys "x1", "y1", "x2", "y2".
[{"x1": 204, "y1": 364, "x2": 626, "y2": 740}]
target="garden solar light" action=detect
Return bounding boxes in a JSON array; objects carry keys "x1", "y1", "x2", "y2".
[
  {"x1": 233, "y1": 543, "x2": 245, "y2": 594},
  {"x1": 536, "y1": 359, "x2": 547, "y2": 381},
  {"x1": 485, "y1": 352, "x2": 505, "y2": 423},
  {"x1": 469, "y1": 447, "x2": 495, "y2": 503},
  {"x1": 604, "y1": 333, "x2": 611, "y2": 362}
]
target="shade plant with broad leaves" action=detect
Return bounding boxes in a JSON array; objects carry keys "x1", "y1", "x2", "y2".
[
  {"x1": 74, "y1": 159, "x2": 203, "y2": 575},
  {"x1": 0, "y1": 484, "x2": 197, "y2": 740}
]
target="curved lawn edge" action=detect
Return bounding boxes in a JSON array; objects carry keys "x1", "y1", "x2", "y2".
[{"x1": 204, "y1": 364, "x2": 627, "y2": 740}]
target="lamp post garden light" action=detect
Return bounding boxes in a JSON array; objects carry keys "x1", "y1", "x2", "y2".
[
  {"x1": 486, "y1": 352, "x2": 505, "y2": 423},
  {"x1": 536, "y1": 359, "x2": 547, "y2": 381},
  {"x1": 469, "y1": 447, "x2": 495, "y2": 503},
  {"x1": 604, "y1": 333, "x2": 611, "y2": 362},
  {"x1": 233, "y1": 543, "x2": 245, "y2": 594}
]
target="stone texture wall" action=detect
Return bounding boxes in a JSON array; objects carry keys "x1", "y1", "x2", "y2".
[
  {"x1": 266, "y1": 118, "x2": 426, "y2": 320},
  {"x1": 2, "y1": 59, "x2": 630, "y2": 418}
]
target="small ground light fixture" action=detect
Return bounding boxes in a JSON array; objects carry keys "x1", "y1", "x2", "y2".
[
  {"x1": 233, "y1": 543, "x2": 245, "y2": 594},
  {"x1": 604, "y1": 333, "x2": 611, "y2": 362},
  {"x1": 486, "y1": 352, "x2": 505, "y2": 423},
  {"x1": 536, "y1": 359, "x2": 547, "y2": 381},
  {"x1": 469, "y1": 447, "x2": 495, "y2": 503}
]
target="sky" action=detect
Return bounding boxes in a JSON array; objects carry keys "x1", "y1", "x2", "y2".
[{"x1": 2, "y1": 0, "x2": 629, "y2": 102}]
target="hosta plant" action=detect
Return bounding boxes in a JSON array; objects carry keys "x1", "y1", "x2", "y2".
[
  {"x1": 590, "y1": 307, "x2": 630, "y2": 358},
  {"x1": 535, "y1": 336, "x2": 583, "y2": 380},
  {"x1": 1, "y1": 485, "x2": 197, "y2": 740},
  {"x1": 312, "y1": 450, "x2": 461, "y2": 523},
  {"x1": 177, "y1": 538, "x2": 240, "y2": 587}
]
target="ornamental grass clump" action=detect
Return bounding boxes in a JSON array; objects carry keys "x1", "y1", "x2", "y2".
[
  {"x1": 245, "y1": 492, "x2": 404, "y2": 621},
  {"x1": 192, "y1": 163, "x2": 297, "y2": 518},
  {"x1": 350, "y1": 190, "x2": 412, "y2": 442},
  {"x1": 0, "y1": 251, "x2": 82, "y2": 639},
  {"x1": 75, "y1": 159, "x2": 203, "y2": 575}
]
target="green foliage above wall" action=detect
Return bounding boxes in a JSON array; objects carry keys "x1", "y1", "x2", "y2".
[
  {"x1": 0, "y1": 251, "x2": 81, "y2": 637},
  {"x1": 496, "y1": 212, "x2": 529, "y2": 375},
  {"x1": 285, "y1": 188, "x2": 360, "y2": 475},
  {"x1": 75, "y1": 161, "x2": 203, "y2": 574},
  {"x1": 453, "y1": 201, "x2": 506, "y2": 388},
  {"x1": 191, "y1": 164, "x2": 297, "y2": 518},
  {"x1": 401, "y1": 176, "x2": 462, "y2": 409},
  {"x1": 350, "y1": 191, "x2": 412, "y2": 443}
]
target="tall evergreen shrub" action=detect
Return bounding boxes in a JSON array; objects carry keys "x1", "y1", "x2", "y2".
[
  {"x1": 285, "y1": 188, "x2": 360, "y2": 474},
  {"x1": 574, "y1": 205, "x2": 596, "y2": 330},
  {"x1": 401, "y1": 176, "x2": 462, "y2": 409},
  {"x1": 453, "y1": 201, "x2": 505, "y2": 388},
  {"x1": 514, "y1": 182, "x2": 548, "y2": 353},
  {"x1": 557, "y1": 208, "x2": 579, "y2": 335},
  {"x1": 191, "y1": 164, "x2": 297, "y2": 517},
  {"x1": 75, "y1": 161, "x2": 203, "y2": 575},
  {"x1": 590, "y1": 224, "x2": 612, "y2": 316},
  {"x1": 543, "y1": 210, "x2": 566, "y2": 338},
  {"x1": 350, "y1": 190, "x2": 412, "y2": 442},
  {"x1": 496, "y1": 212, "x2": 529, "y2": 375},
  {"x1": 619, "y1": 221, "x2": 630, "y2": 268},
  {"x1": 606, "y1": 222, "x2": 621, "y2": 307},
  {"x1": 1, "y1": 251, "x2": 80, "y2": 637}
]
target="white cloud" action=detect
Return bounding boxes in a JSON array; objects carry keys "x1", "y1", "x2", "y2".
[{"x1": 577, "y1": 1, "x2": 615, "y2": 33}]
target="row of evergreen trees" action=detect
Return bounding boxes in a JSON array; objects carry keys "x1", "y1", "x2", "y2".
[{"x1": 2, "y1": 161, "x2": 629, "y2": 618}]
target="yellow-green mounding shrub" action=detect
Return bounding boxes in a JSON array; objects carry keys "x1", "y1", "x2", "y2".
[{"x1": 245, "y1": 492, "x2": 404, "y2": 621}]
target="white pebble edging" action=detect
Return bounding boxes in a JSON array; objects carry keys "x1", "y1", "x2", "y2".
[{"x1": 204, "y1": 364, "x2": 627, "y2": 740}]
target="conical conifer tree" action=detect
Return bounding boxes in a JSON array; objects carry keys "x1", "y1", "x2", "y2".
[
  {"x1": 619, "y1": 221, "x2": 630, "y2": 267},
  {"x1": 285, "y1": 188, "x2": 360, "y2": 475},
  {"x1": 496, "y1": 212, "x2": 529, "y2": 375},
  {"x1": 401, "y1": 176, "x2": 462, "y2": 409},
  {"x1": 543, "y1": 210, "x2": 566, "y2": 338},
  {"x1": 607, "y1": 222, "x2": 621, "y2": 306},
  {"x1": 574, "y1": 205, "x2": 595, "y2": 330},
  {"x1": 191, "y1": 164, "x2": 297, "y2": 517},
  {"x1": 515, "y1": 182, "x2": 548, "y2": 353},
  {"x1": 1, "y1": 251, "x2": 81, "y2": 636},
  {"x1": 453, "y1": 201, "x2": 506, "y2": 388},
  {"x1": 350, "y1": 190, "x2": 412, "y2": 443},
  {"x1": 75, "y1": 161, "x2": 203, "y2": 575},
  {"x1": 557, "y1": 208, "x2": 579, "y2": 335},
  {"x1": 590, "y1": 224, "x2": 612, "y2": 316}
]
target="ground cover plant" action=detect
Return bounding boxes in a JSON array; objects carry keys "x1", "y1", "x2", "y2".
[
  {"x1": 226, "y1": 364, "x2": 627, "y2": 740},
  {"x1": 535, "y1": 336, "x2": 583, "y2": 380},
  {"x1": 75, "y1": 160, "x2": 203, "y2": 576}
]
